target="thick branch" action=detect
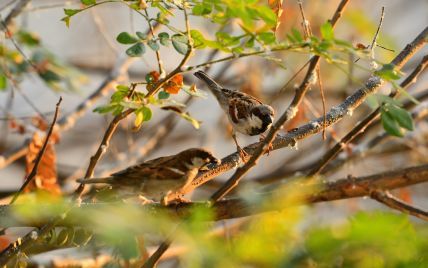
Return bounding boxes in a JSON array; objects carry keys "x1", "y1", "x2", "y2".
[{"x1": 1, "y1": 164, "x2": 427, "y2": 227}]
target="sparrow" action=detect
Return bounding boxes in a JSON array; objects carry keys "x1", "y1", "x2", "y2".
[
  {"x1": 194, "y1": 71, "x2": 275, "y2": 159},
  {"x1": 77, "y1": 148, "x2": 219, "y2": 205}
]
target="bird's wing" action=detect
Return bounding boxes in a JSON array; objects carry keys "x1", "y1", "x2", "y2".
[
  {"x1": 228, "y1": 94, "x2": 261, "y2": 122},
  {"x1": 110, "y1": 155, "x2": 173, "y2": 177}
]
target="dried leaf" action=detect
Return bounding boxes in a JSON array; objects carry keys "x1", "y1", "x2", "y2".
[
  {"x1": 163, "y1": 74, "x2": 183, "y2": 94},
  {"x1": 25, "y1": 132, "x2": 61, "y2": 195},
  {"x1": 395, "y1": 188, "x2": 412, "y2": 204},
  {"x1": 268, "y1": 0, "x2": 285, "y2": 34}
]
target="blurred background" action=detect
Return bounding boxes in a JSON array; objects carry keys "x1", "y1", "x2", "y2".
[{"x1": 0, "y1": 0, "x2": 427, "y2": 265}]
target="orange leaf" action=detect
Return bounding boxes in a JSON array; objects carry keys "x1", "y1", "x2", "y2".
[
  {"x1": 163, "y1": 74, "x2": 183, "y2": 94},
  {"x1": 268, "y1": 0, "x2": 285, "y2": 33},
  {"x1": 149, "y1": 71, "x2": 160, "y2": 82},
  {"x1": 25, "y1": 132, "x2": 61, "y2": 195}
]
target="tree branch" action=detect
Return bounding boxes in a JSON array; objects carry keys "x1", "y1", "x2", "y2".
[
  {"x1": 370, "y1": 190, "x2": 428, "y2": 221},
  {"x1": 307, "y1": 54, "x2": 428, "y2": 176},
  {"x1": 1, "y1": 164, "x2": 428, "y2": 227}
]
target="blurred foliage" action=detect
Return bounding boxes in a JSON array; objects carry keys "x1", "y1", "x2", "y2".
[
  {"x1": 0, "y1": 29, "x2": 86, "y2": 92},
  {"x1": 11, "y1": 189, "x2": 428, "y2": 267}
]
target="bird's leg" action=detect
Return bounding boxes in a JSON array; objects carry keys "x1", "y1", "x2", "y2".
[
  {"x1": 259, "y1": 134, "x2": 273, "y2": 155},
  {"x1": 232, "y1": 132, "x2": 248, "y2": 162}
]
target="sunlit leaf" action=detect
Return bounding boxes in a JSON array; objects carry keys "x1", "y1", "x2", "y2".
[
  {"x1": 0, "y1": 75, "x2": 7, "y2": 90},
  {"x1": 81, "y1": 0, "x2": 96, "y2": 5},
  {"x1": 320, "y1": 22, "x2": 334, "y2": 40},
  {"x1": 63, "y1": 9, "x2": 81, "y2": 16}
]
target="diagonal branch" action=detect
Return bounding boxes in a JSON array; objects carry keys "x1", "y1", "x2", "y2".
[
  {"x1": 370, "y1": 190, "x2": 428, "y2": 221},
  {"x1": 9, "y1": 97, "x2": 62, "y2": 204},
  {"x1": 0, "y1": 0, "x2": 31, "y2": 30}
]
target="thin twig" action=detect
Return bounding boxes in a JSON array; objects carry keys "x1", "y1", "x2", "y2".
[
  {"x1": 0, "y1": 0, "x2": 31, "y2": 30},
  {"x1": 307, "y1": 54, "x2": 428, "y2": 176},
  {"x1": 369, "y1": 7, "x2": 385, "y2": 59},
  {"x1": 144, "y1": 9, "x2": 164, "y2": 75},
  {"x1": 370, "y1": 190, "x2": 428, "y2": 221},
  {"x1": 9, "y1": 97, "x2": 62, "y2": 204}
]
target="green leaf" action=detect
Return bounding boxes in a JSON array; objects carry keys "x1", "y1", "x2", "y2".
[
  {"x1": 116, "y1": 32, "x2": 139, "y2": 44},
  {"x1": 17, "y1": 30, "x2": 40, "y2": 46},
  {"x1": 81, "y1": 0, "x2": 96, "y2": 5},
  {"x1": 171, "y1": 34, "x2": 189, "y2": 55},
  {"x1": 180, "y1": 112, "x2": 200, "y2": 129},
  {"x1": 158, "y1": 91, "x2": 170, "y2": 99},
  {"x1": 388, "y1": 105, "x2": 414, "y2": 131},
  {"x1": 381, "y1": 108, "x2": 403, "y2": 137},
  {"x1": 93, "y1": 105, "x2": 116, "y2": 114},
  {"x1": 190, "y1": 30, "x2": 206, "y2": 49},
  {"x1": 136, "y1": 31, "x2": 147, "y2": 40},
  {"x1": 64, "y1": 9, "x2": 81, "y2": 16},
  {"x1": 39, "y1": 70, "x2": 61, "y2": 82},
  {"x1": 147, "y1": 39, "x2": 160, "y2": 51},
  {"x1": 158, "y1": 32, "x2": 170, "y2": 46},
  {"x1": 61, "y1": 16, "x2": 71, "y2": 27},
  {"x1": 375, "y1": 64, "x2": 401, "y2": 80},
  {"x1": 258, "y1": 32, "x2": 276, "y2": 44},
  {"x1": 141, "y1": 106, "x2": 152, "y2": 121},
  {"x1": 116, "y1": 85, "x2": 130, "y2": 91},
  {"x1": 0, "y1": 75, "x2": 7, "y2": 90},
  {"x1": 192, "y1": 3, "x2": 212, "y2": 16},
  {"x1": 135, "y1": 106, "x2": 152, "y2": 122},
  {"x1": 253, "y1": 6, "x2": 277, "y2": 26},
  {"x1": 291, "y1": 28, "x2": 303, "y2": 43},
  {"x1": 126, "y1": 43, "x2": 145, "y2": 57},
  {"x1": 320, "y1": 22, "x2": 334, "y2": 40}
]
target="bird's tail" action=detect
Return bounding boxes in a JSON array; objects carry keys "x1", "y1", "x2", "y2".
[
  {"x1": 76, "y1": 177, "x2": 114, "y2": 184},
  {"x1": 194, "y1": 71, "x2": 224, "y2": 100}
]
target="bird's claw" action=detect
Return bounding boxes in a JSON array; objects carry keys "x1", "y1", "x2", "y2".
[
  {"x1": 237, "y1": 146, "x2": 249, "y2": 162},
  {"x1": 259, "y1": 135, "x2": 273, "y2": 155}
]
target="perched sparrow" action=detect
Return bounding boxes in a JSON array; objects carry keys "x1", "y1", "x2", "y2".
[
  {"x1": 77, "y1": 148, "x2": 219, "y2": 205},
  {"x1": 194, "y1": 71, "x2": 275, "y2": 159}
]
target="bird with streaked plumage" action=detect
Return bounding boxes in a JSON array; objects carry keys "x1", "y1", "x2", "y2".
[
  {"x1": 77, "y1": 148, "x2": 219, "y2": 205},
  {"x1": 194, "y1": 71, "x2": 275, "y2": 160}
]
